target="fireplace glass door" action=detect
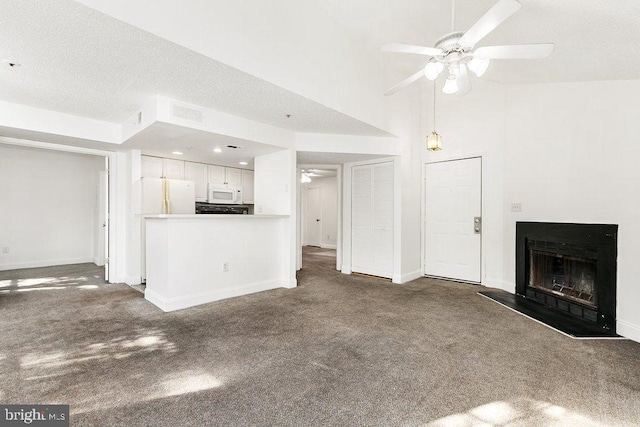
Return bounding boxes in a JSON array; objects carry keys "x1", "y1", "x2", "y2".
[{"x1": 528, "y1": 249, "x2": 597, "y2": 307}]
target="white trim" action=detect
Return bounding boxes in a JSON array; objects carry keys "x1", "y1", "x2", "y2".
[
  {"x1": 281, "y1": 278, "x2": 298, "y2": 289},
  {"x1": 400, "y1": 269, "x2": 422, "y2": 284},
  {"x1": 478, "y1": 293, "x2": 627, "y2": 340},
  {"x1": 0, "y1": 258, "x2": 96, "y2": 271},
  {"x1": 124, "y1": 275, "x2": 142, "y2": 286},
  {"x1": 484, "y1": 278, "x2": 514, "y2": 292},
  {"x1": 320, "y1": 244, "x2": 337, "y2": 249},
  {"x1": 145, "y1": 279, "x2": 286, "y2": 312},
  {"x1": 617, "y1": 319, "x2": 640, "y2": 343}
]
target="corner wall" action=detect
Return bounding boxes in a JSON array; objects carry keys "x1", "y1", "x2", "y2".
[{"x1": 503, "y1": 80, "x2": 640, "y2": 341}]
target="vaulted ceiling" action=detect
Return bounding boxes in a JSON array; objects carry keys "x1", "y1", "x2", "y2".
[{"x1": 1, "y1": 0, "x2": 639, "y2": 143}]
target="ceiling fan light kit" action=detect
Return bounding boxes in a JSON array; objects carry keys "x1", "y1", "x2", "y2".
[
  {"x1": 382, "y1": 0, "x2": 554, "y2": 97},
  {"x1": 442, "y1": 75, "x2": 459, "y2": 94}
]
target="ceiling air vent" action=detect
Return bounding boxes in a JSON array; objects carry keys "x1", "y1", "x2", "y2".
[{"x1": 171, "y1": 103, "x2": 205, "y2": 123}]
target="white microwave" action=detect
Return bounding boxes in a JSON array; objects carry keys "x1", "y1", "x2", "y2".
[{"x1": 208, "y1": 185, "x2": 242, "y2": 204}]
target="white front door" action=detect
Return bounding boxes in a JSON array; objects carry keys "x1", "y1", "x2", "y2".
[
  {"x1": 424, "y1": 157, "x2": 482, "y2": 283},
  {"x1": 306, "y1": 187, "x2": 321, "y2": 246}
]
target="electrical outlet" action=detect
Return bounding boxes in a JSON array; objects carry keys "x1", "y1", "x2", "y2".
[
  {"x1": 2, "y1": 247, "x2": 8, "y2": 254},
  {"x1": 222, "y1": 262, "x2": 229, "y2": 272},
  {"x1": 256, "y1": 205, "x2": 263, "y2": 214},
  {"x1": 511, "y1": 202, "x2": 523, "y2": 213}
]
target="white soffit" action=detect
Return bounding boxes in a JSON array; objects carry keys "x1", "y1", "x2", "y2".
[
  {"x1": 312, "y1": 0, "x2": 640, "y2": 84},
  {"x1": 297, "y1": 151, "x2": 391, "y2": 165},
  {"x1": 0, "y1": 0, "x2": 388, "y2": 136},
  {"x1": 124, "y1": 122, "x2": 284, "y2": 169}
]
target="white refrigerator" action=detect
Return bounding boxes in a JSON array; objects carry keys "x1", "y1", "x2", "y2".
[
  {"x1": 140, "y1": 178, "x2": 195, "y2": 282},
  {"x1": 141, "y1": 178, "x2": 196, "y2": 214}
]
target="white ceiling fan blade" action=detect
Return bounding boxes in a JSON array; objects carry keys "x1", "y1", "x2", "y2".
[
  {"x1": 474, "y1": 43, "x2": 554, "y2": 59},
  {"x1": 381, "y1": 43, "x2": 443, "y2": 56},
  {"x1": 457, "y1": 64, "x2": 472, "y2": 96},
  {"x1": 459, "y1": 0, "x2": 522, "y2": 48},
  {"x1": 384, "y1": 69, "x2": 424, "y2": 96}
]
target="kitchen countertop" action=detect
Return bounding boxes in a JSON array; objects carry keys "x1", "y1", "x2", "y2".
[{"x1": 141, "y1": 214, "x2": 289, "y2": 219}]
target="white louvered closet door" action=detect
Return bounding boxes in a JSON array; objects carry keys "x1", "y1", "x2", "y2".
[{"x1": 352, "y1": 161, "x2": 394, "y2": 279}]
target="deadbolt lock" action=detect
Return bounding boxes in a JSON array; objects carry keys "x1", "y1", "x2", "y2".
[{"x1": 474, "y1": 217, "x2": 482, "y2": 234}]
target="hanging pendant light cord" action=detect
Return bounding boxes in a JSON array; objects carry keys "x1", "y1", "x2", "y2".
[
  {"x1": 433, "y1": 81, "x2": 437, "y2": 131},
  {"x1": 451, "y1": 0, "x2": 456, "y2": 32}
]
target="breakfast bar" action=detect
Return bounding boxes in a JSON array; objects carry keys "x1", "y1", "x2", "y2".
[{"x1": 144, "y1": 214, "x2": 293, "y2": 312}]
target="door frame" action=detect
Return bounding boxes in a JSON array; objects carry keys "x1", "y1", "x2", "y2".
[
  {"x1": 296, "y1": 163, "x2": 342, "y2": 272},
  {"x1": 421, "y1": 153, "x2": 486, "y2": 284}
]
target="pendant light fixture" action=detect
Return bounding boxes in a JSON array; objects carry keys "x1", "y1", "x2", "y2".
[{"x1": 427, "y1": 81, "x2": 442, "y2": 151}]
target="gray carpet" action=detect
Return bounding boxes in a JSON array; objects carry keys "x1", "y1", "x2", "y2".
[{"x1": 1, "y1": 251, "x2": 639, "y2": 426}]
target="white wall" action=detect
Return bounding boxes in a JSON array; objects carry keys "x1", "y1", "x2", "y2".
[
  {"x1": 254, "y1": 149, "x2": 294, "y2": 216},
  {"x1": 503, "y1": 79, "x2": 640, "y2": 341},
  {"x1": 422, "y1": 79, "x2": 507, "y2": 287},
  {"x1": 0, "y1": 144, "x2": 104, "y2": 270},
  {"x1": 254, "y1": 148, "x2": 297, "y2": 288},
  {"x1": 302, "y1": 176, "x2": 338, "y2": 248}
]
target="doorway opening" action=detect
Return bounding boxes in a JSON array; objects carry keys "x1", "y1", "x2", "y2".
[
  {"x1": 298, "y1": 165, "x2": 341, "y2": 271},
  {"x1": 0, "y1": 138, "x2": 115, "y2": 283}
]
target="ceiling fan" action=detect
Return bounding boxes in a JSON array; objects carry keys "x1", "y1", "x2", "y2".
[{"x1": 382, "y1": 0, "x2": 554, "y2": 96}]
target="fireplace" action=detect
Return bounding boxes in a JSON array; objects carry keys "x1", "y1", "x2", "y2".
[{"x1": 516, "y1": 222, "x2": 618, "y2": 333}]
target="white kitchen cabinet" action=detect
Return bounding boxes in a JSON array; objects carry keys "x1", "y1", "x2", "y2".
[
  {"x1": 208, "y1": 165, "x2": 243, "y2": 187},
  {"x1": 242, "y1": 169, "x2": 254, "y2": 204},
  {"x1": 185, "y1": 161, "x2": 208, "y2": 201},
  {"x1": 141, "y1": 155, "x2": 163, "y2": 178},
  {"x1": 207, "y1": 165, "x2": 226, "y2": 186},
  {"x1": 226, "y1": 167, "x2": 242, "y2": 187},
  {"x1": 162, "y1": 158, "x2": 185, "y2": 180},
  {"x1": 141, "y1": 156, "x2": 185, "y2": 179}
]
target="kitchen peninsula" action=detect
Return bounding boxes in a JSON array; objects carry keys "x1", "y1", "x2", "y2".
[{"x1": 144, "y1": 214, "x2": 292, "y2": 312}]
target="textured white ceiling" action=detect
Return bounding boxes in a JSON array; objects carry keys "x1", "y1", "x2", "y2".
[
  {"x1": 1, "y1": 0, "x2": 638, "y2": 148},
  {"x1": 0, "y1": 0, "x2": 387, "y2": 136},
  {"x1": 312, "y1": 0, "x2": 640, "y2": 84}
]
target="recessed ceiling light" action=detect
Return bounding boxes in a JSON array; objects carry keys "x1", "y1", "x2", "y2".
[
  {"x1": 239, "y1": 161, "x2": 248, "y2": 166},
  {"x1": 3, "y1": 59, "x2": 20, "y2": 68},
  {"x1": 172, "y1": 151, "x2": 183, "y2": 155},
  {"x1": 213, "y1": 148, "x2": 222, "y2": 153}
]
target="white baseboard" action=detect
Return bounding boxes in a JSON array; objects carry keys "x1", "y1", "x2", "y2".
[
  {"x1": 483, "y1": 278, "x2": 515, "y2": 293},
  {"x1": 281, "y1": 278, "x2": 297, "y2": 289},
  {"x1": 320, "y1": 244, "x2": 337, "y2": 249},
  {"x1": 145, "y1": 279, "x2": 287, "y2": 312},
  {"x1": 0, "y1": 257, "x2": 95, "y2": 271},
  {"x1": 398, "y1": 270, "x2": 422, "y2": 284},
  {"x1": 93, "y1": 257, "x2": 105, "y2": 267},
  {"x1": 124, "y1": 275, "x2": 142, "y2": 286},
  {"x1": 341, "y1": 267, "x2": 352, "y2": 275},
  {"x1": 617, "y1": 319, "x2": 640, "y2": 343}
]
